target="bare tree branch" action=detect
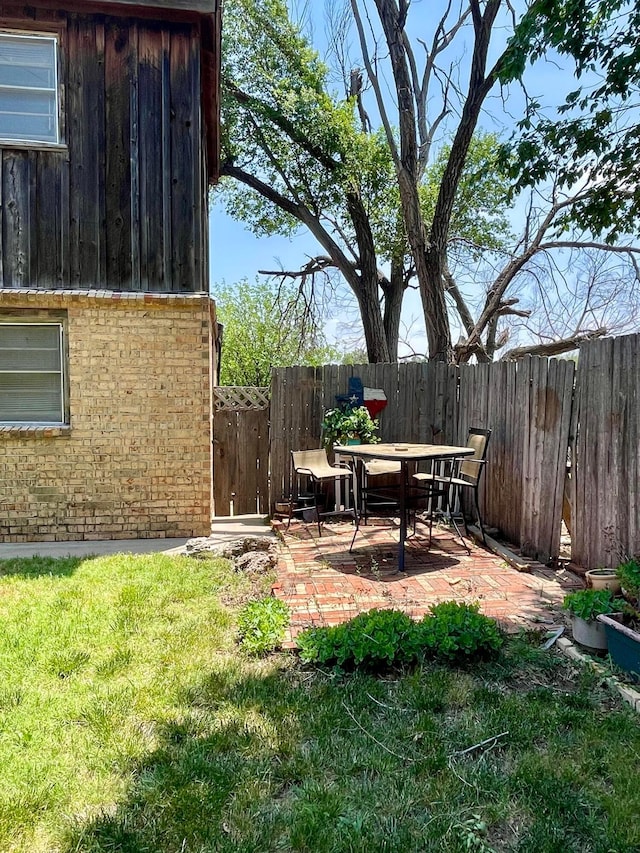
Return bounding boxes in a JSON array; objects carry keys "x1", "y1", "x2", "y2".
[
  {"x1": 350, "y1": 67, "x2": 372, "y2": 132},
  {"x1": 500, "y1": 328, "x2": 608, "y2": 360},
  {"x1": 350, "y1": 0, "x2": 399, "y2": 165},
  {"x1": 259, "y1": 256, "x2": 335, "y2": 278},
  {"x1": 457, "y1": 191, "x2": 590, "y2": 356}
]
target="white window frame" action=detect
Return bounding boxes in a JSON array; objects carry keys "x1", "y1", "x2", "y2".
[
  {"x1": 0, "y1": 322, "x2": 66, "y2": 425},
  {"x1": 0, "y1": 31, "x2": 60, "y2": 146}
]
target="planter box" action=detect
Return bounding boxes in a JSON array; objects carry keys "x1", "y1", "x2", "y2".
[{"x1": 597, "y1": 613, "x2": 640, "y2": 681}]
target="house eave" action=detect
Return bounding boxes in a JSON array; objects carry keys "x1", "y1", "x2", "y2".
[{"x1": 75, "y1": 0, "x2": 216, "y2": 13}]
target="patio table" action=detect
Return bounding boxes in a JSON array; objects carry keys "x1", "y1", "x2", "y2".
[{"x1": 339, "y1": 442, "x2": 475, "y2": 572}]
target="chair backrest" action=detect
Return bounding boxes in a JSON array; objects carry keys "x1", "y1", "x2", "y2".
[
  {"x1": 291, "y1": 449, "x2": 329, "y2": 473},
  {"x1": 459, "y1": 427, "x2": 492, "y2": 485}
]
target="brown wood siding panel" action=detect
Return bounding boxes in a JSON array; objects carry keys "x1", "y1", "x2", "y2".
[
  {"x1": 1, "y1": 151, "x2": 31, "y2": 287},
  {"x1": 169, "y1": 26, "x2": 198, "y2": 291},
  {"x1": 105, "y1": 18, "x2": 133, "y2": 287},
  {"x1": 68, "y1": 16, "x2": 106, "y2": 286},
  {"x1": 0, "y1": 9, "x2": 208, "y2": 292},
  {"x1": 91, "y1": 0, "x2": 215, "y2": 13},
  {"x1": 137, "y1": 25, "x2": 166, "y2": 288},
  {"x1": 0, "y1": 157, "x2": 3, "y2": 284},
  {"x1": 35, "y1": 151, "x2": 66, "y2": 287}
]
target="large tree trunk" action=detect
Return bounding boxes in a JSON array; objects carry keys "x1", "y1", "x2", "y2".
[
  {"x1": 374, "y1": 0, "x2": 452, "y2": 361},
  {"x1": 373, "y1": 0, "x2": 503, "y2": 363},
  {"x1": 346, "y1": 193, "x2": 391, "y2": 362},
  {"x1": 382, "y1": 256, "x2": 406, "y2": 360}
]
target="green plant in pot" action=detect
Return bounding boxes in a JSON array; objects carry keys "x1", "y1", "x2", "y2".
[
  {"x1": 321, "y1": 405, "x2": 380, "y2": 450},
  {"x1": 615, "y1": 557, "x2": 640, "y2": 605},
  {"x1": 597, "y1": 557, "x2": 640, "y2": 680},
  {"x1": 563, "y1": 589, "x2": 624, "y2": 652}
]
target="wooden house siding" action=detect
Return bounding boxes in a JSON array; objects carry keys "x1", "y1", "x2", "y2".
[{"x1": 0, "y1": 5, "x2": 209, "y2": 292}]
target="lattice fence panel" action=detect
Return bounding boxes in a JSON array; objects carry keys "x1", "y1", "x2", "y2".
[{"x1": 213, "y1": 386, "x2": 270, "y2": 411}]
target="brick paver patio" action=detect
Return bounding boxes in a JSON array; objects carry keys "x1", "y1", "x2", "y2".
[{"x1": 272, "y1": 517, "x2": 583, "y2": 643}]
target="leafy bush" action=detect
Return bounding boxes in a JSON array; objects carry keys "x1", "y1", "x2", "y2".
[
  {"x1": 237, "y1": 597, "x2": 290, "y2": 655},
  {"x1": 418, "y1": 602, "x2": 504, "y2": 663},
  {"x1": 320, "y1": 405, "x2": 380, "y2": 450},
  {"x1": 563, "y1": 588, "x2": 623, "y2": 621},
  {"x1": 296, "y1": 603, "x2": 502, "y2": 669},
  {"x1": 616, "y1": 558, "x2": 640, "y2": 598},
  {"x1": 297, "y1": 608, "x2": 418, "y2": 668}
]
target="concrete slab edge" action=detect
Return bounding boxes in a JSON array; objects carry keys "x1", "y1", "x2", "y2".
[{"x1": 555, "y1": 636, "x2": 640, "y2": 714}]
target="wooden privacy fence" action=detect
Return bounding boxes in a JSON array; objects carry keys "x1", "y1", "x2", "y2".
[
  {"x1": 212, "y1": 334, "x2": 640, "y2": 569},
  {"x1": 212, "y1": 386, "x2": 270, "y2": 516},
  {"x1": 570, "y1": 334, "x2": 640, "y2": 569},
  {"x1": 270, "y1": 358, "x2": 575, "y2": 564}
]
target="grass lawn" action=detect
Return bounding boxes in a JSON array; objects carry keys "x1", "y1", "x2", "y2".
[{"x1": 1, "y1": 552, "x2": 639, "y2": 852}]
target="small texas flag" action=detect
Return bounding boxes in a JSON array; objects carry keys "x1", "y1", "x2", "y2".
[{"x1": 363, "y1": 387, "x2": 387, "y2": 418}]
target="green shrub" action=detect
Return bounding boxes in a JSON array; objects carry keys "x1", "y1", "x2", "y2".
[
  {"x1": 237, "y1": 597, "x2": 290, "y2": 655},
  {"x1": 418, "y1": 601, "x2": 503, "y2": 663},
  {"x1": 297, "y1": 608, "x2": 418, "y2": 668},
  {"x1": 616, "y1": 558, "x2": 640, "y2": 598},
  {"x1": 296, "y1": 603, "x2": 503, "y2": 669},
  {"x1": 563, "y1": 588, "x2": 623, "y2": 621}
]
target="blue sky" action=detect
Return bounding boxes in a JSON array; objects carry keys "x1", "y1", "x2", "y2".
[{"x1": 209, "y1": 208, "x2": 308, "y2": 292}]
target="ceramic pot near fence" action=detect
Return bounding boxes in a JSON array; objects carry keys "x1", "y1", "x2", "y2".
[
  {"x1": 585, "y1": 569, "x2": 622, "y2": 595},
  {"x1": 570, "y1": 615, "x2": 609, "y2": 652}
]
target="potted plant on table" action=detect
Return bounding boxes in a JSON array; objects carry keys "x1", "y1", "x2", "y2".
[
  {"x1": 597, "y1": 557, "x2": 640, "y2": 679},
  {"x1": 563, "y1": 589, "x2": 624, "y2": 652},
  {"x1": 321, "y1": 405, "x2": 380, "y2": 451}
]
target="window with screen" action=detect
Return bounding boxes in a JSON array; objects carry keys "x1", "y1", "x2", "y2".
[
  {"x1": 0, "y1": 323, "x2": 66, "y2": 424},
  {"x1": 0, "y1": 33, "x2": 59, "y2": 144}
]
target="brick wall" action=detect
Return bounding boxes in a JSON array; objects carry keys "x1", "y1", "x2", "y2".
[{"x1": 0, "y1": 290, "x2": 214, "y2": 542}]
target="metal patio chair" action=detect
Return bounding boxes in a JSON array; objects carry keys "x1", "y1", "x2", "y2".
[
  {"x1": 359, "y1": 458, "x2": 402, "y2": 523},
  {"x1": 288, "y1": 449, "x2": 357, "y2": 535},
  {"x1": 412, "y1": 427, "x2": 492, "y2": 546}
]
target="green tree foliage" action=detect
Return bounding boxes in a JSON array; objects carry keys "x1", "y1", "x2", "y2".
[
  {"x1": 219, "y1": 0, "x2": 396, "y2": 362},
  {"x1": 218, "y1": 0, "x2": 518, "y2": 361},
  {"x1": 353, "y1": 0, "x2": 640, "y2": 361},
  {"x1": 501, "y1": 0, "x2": 640, "y2": 240},
  {"x1": 215, "y1": 278, "x2": 339, "y2": 385}
]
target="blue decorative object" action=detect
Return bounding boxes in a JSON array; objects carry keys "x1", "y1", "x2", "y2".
[{"x1": 335, "y1": 376, "x2": 364, "y2": 409}]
